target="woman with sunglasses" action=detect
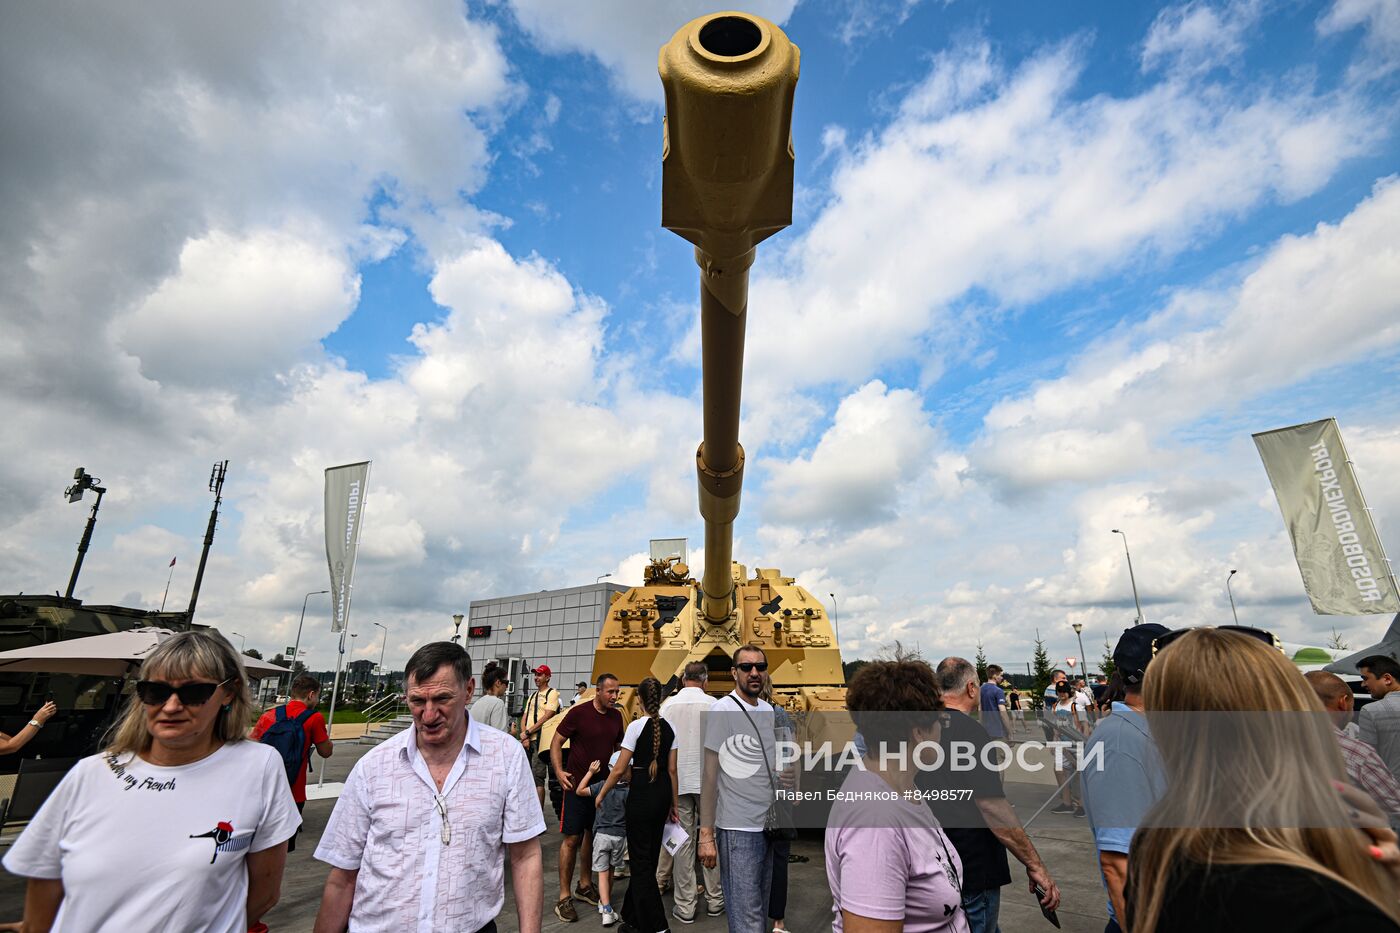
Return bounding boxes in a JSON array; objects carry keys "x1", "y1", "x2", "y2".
[
  {"x1": 4, "y1": 630, "x2": 301, "y2": 933},
  {"x1": 1128, "y1": 628, "x2": 1400, "y2": 931}
]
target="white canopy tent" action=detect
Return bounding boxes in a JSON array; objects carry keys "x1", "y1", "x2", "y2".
[{"x1": 0, "y1": 627, "x2": 288, "y2": 680}]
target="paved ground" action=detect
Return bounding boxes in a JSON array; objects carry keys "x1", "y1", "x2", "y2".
[{"x1": 0, "y1": 730, "x2": 1112, "y2": 932}]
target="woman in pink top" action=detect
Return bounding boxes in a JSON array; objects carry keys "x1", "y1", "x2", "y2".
[{"x1": 825, "y1": 657, "x2": 970, "y2": 932}]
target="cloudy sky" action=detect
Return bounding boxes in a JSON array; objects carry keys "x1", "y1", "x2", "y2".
[{"x1": 3, "y1": 0, "x2": 1398, "y2": 677}]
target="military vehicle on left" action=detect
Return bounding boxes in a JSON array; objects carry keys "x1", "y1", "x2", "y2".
[{"x1": 0, "y1": 462, "x2": 229, "y2": 767}]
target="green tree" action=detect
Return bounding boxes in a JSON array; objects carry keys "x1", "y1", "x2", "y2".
[
  {"x1": 1100, "y1": 637, "x2": 1117, "y2": 681},
  {"x1": 974, "y1": 640, "x2": 989, "y2": 683},
  {"x1": 1032, "y1": 629, "x2": 1052, "y2": 710},
  {"x1": 243, "y1": 647, "x2": 263, "y2": 660}
]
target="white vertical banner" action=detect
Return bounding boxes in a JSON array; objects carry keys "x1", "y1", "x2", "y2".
[
  {"x1": 324, "y1": 461, "x2": 371, "y2": 633},
  {"x1": 1254, "y1": 419, "x2": 1399, "y2": 615}
]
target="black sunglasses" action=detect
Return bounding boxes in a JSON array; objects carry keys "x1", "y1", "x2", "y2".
[
  {"x1": 1152, "y1": 625, "x2": 1282, "y2": 657},
  {"x1": 735, "y1": 661, "x2": 769, "y2": 673},
  {"x1": 136, "y1": 678, "x2": 233, "y2": 707}
]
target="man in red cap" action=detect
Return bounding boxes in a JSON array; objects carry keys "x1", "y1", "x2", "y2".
[{"x1": 520, "y1": 664, "x2": 560, "y2": 810}]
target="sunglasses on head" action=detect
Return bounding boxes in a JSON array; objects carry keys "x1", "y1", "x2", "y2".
[
  {"x1": 1151, "y1": 625, "x2": 1282, "y2": 657},
  {"x1": 735, "y1": 661, "x2": 768, "y2": 673},
  {"x1": 136, "y1": 678, "x2": 234, "y2": 707}
]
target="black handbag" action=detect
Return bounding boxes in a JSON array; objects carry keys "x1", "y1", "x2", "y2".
[{"x1": 729, "y1": 697, "x2": 797, "y2": 842}]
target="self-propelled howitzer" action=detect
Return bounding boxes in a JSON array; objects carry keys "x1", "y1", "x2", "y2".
[{"x1": 584, "y1": 12, "x2": 847, "y2": 719}]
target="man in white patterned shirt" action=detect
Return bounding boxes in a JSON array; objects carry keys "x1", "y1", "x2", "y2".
[
  {"x1": 313, "y1": 642, "x2": 544, "y2": 933},
  {"x1": 1308, "y1": 670, "x2": 1400, "y2": 831}
]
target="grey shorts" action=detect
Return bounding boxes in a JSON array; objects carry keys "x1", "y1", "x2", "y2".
[
  {"x1": 530, "y1": 752, "x2": 549, "y2": 786},
  {"x1": 592, "y1": 832, "x2": 627, "y2": 873}
]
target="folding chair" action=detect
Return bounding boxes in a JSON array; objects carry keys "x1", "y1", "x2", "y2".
[{"x1": 0, "y1": 757, "x2": 78, "y2": 839}]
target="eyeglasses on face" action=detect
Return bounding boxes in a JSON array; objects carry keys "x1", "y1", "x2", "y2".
[
  {"x1": 1151, "y1": 625, "x2": 1282, "y2": 657},
  {"x1": 136, "y1": 678, "x2": 234, "y2": 707},
  {"x1": 735, "y1": 661, "x2": 768, "y2": 673}
]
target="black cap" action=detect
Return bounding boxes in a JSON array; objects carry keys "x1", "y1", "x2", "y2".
[{"x1": 1113, "y1": 623, "x2": 1170, "y2": 686}]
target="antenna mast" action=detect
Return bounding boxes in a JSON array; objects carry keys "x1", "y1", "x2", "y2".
[
  {"x1": 186, "y1": 460, "x2": 228, "y2": 621},
  {"x1": 63, "y1": 467, "x2": 107, "y2": 600}
]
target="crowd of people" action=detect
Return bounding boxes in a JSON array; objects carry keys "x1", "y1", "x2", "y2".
[{"x1": 6, "y1": 623, "x2": 1400, "y2": 931}]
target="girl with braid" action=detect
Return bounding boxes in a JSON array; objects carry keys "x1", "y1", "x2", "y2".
[{"x1": 597, "y1": 678, "x2": 680, "y2": 933}]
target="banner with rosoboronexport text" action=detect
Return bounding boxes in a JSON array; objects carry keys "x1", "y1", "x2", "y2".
[
  {"x1": 1254, "y1": 420, "x2": 1398, "y2": 615},
  {"x1": 325, "y1": 461, "x2": 371, "y2": 633}
]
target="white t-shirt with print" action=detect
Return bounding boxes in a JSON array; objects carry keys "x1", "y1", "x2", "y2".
[{"x1": 3, "y1": 741, "x2": 301, "y2": 933}]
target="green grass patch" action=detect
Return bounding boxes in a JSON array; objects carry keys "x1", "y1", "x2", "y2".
[{"x1": 321, "y1": 708, "x2": 368, "y2": 724}]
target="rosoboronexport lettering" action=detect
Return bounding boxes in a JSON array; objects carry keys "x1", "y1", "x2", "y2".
[{"x1": 1309, "y1": 440, "x2": 1384, "y2": 603}]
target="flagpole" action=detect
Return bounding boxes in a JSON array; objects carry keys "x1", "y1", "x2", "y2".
[
  {"x1": 321, "y1": 461, "x2": 370, "y2": 787},
  {"x1": 321, "y1": 625, "x2": 348, "y2": 788},
  {"x1": 160, "y1": 558, "x2": 176, "y2": 612}
]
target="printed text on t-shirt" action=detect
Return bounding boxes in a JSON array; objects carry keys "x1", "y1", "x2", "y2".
[{"x1": 105, "y1": 754, "x2": 177, "y2": 792}]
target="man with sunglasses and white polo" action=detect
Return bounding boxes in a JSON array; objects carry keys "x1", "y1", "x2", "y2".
[
  {"x1": 700, "y1": 644, "x2": 779, "y2": 933},
  {"x1": 314, "y1": 642, "x2": 544, "y2": 933}
]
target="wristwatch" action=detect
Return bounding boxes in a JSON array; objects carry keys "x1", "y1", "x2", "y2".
[{"x1": 27, "y1": 720, "x2": 42, "y2": 729}]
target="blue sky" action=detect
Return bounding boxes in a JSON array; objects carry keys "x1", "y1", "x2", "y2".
[{"x1": 2, "y1": 0, "x2": 1398, "y2": 673}]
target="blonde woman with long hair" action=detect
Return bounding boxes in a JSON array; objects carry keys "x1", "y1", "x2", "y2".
[
  {"x1": 1128, "y1": 628, "x2": 1400, "y2": 931},
  {"x1": 3, "y1": 630, "x2": 300, "y2": 933}
]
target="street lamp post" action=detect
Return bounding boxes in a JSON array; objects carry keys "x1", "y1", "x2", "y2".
[
  {"x1": 1071, "y1": 622, "x2": 1088, "y2": 677},
  {"x1": 230, "y1": 631, "x2": 246, "y2": 653},
  {"x1": 828, "y1": 593, "x2": 841, "y2": 645},
  {"x1": 596, "y1": 573, "x2": 612, "y2": 584},
  {"x1": 1111, "y1": 529, "x2": 1145, "y2": 624},
  {"x1": 451, "y1": 613, "x2": 465, "y2": 644},
  {"x1": 1227, "y1": 569, "x2": 1240, "y2": 624},
  {"x1": 289, "y1": 590, "x2": 329, "y2": 696},
  {"x1": 373, "y1": 621, "x2": 388, "y2": 698}
]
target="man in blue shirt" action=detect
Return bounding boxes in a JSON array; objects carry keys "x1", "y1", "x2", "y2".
[
  {"x1": 979, "y1": 664, "x2": 1011, "y2": 738},
  {"x1": 1080, "y1": 623, "x2": 1168, "y2": 933}
]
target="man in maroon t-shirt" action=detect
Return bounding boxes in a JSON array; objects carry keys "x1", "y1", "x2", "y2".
[
  {"x1": 251, "y1": 674, "x2": 333, "y2": 851},
  {"x1": 549, "y1": 673, "x2": 623, "y2": 922}
]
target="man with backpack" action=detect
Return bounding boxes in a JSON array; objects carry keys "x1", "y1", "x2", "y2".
[{"x1": 251, "y1": 673, "x2": 334, "y2": 851}]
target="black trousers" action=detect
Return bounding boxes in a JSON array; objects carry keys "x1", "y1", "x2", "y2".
[
  {"x1": 623, "y1": 770, "x2": 672, "y2": 933},
  {"x1": 288, "y1": 800, "x2": 306, "y2": 853},
  {"x1": 769, "y1": 835, "x2": 791, "y2": 920}
]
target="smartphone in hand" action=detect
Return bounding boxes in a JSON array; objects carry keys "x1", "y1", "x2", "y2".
[{"x1": 1033, "y1": 884, "x2": 1061, "y2": 928}]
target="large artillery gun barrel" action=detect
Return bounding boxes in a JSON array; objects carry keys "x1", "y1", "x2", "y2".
[{"x1": 659, "y1": 12, "x2": 799, "y2": 626}]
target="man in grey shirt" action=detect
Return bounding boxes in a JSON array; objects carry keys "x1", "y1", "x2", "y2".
[
  {"x1": 1358, "y1": 654, "x2": 1400, "y2": 782},
  {"x1": 1081, "y1": 623, "x2": 1168, "y2": 933},
  {"x1": 700, "y1": 645, "x2": 777, "y2": 933},
  {"x1": 470, "y1": 663, "x2": 511, "y2": 732}
]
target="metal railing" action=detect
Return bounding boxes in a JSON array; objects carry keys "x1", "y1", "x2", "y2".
[{"x1": 360, "y1": 692, "x2": 407, "y2": 726}]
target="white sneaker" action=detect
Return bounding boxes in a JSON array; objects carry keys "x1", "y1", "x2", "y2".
[{"x1": 600, "y1": 906, "x2": 618, "y2": 927}]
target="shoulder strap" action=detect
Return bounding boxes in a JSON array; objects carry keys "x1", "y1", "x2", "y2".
[
  {"x1": 293, "y1": 705, "x2": 317, "y2": 726},
  {"x1": 728, "y1": 697, "x2": 778, "y2": 793},
  {"x1": 275, "y1": 705, "x2": 288, "y2": 723}
]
